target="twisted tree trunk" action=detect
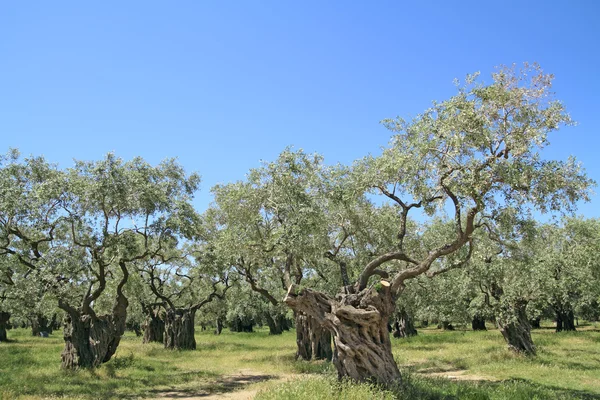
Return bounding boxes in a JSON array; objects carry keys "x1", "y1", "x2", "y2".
[
  {"x1": 285, "y1": 283, "x2": 401, "y2": 385},
  {"x1": 295, "y1": 312, "x2": 332, "y2": 360},
  {"x1": 164, "y1": 308, "x2": 196, "y2": 350},
  {"x1": 497, "y1": 301, "x2": 535, "y2": 355},
  {"x1": 142, "y1": 308, "x2": 165, "y2": 344},
  {"x1": 0, "y1": 311, "x2": 10, "y2": 342},
  {"x1": 60, "y1": 293, "x2": 128, "y2": 369},
  {"x1": 393, "y1": 308, "x2": 417, "y2": 338},
  {"x1": 471, "y1": 316, "x2": 487, "y2": 331}
]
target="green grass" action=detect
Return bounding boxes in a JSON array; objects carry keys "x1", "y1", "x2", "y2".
[{"x1": 1, "y1": 322, "x2": 600, "y2": 399}]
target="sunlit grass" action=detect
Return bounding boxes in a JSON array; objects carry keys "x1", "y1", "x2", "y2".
[{"x1": 1, "y1": 321, "x2": 600, "y2": 399}]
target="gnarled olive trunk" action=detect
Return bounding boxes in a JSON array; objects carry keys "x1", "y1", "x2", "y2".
[
  {"x1": 471, "y1": 316, "x2": 487, "y2": 331},
  {"x1": 285, "y1": 284, "x2": 401, "y2": 385},
  {"x1": 31, "y1": 314, "x2": 54, "y2": 336},
  {"x1": 393, "y1": 308, "x2": 417, "y2": 338},
  {"x1": 61, "y1": 295, "x2": 128, "y2": 369},
  {"x1": 0, "y1": 311, "x2": 10, "y2": 342},
  {"x1": 295, "y1": 312, "x2": 332, "y2": 360},
  {"x1": 142, "y1": 308, "x2": 165, "y2": 344},
  {"x1": 264, "y1": 312, "x2": 289, "y2": 335},
  {"x1": 497, "y1": 302, "x2": 535, "y2": 355},
  {"x1": 556, "y1": 309, "x2": 576, "y2": 332},
  {"x1": 164, "y1": 308, "x2": 196, "y2": 350}
]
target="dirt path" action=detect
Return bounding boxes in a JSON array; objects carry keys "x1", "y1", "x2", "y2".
[{"x1": 151, "y1": 369, "x2": 295, "y2": 400}]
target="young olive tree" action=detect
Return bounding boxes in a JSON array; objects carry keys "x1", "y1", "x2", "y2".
[
  {"x1": 0, "y1": 152, "x2": 200, "y2": 368},
  {"x1": 284, "y1": 64, "x2": 593, "y2": 384}
]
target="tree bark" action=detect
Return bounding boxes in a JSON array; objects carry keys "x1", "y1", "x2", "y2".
[
  {"x1": 60, "y1": 293, "x2": 128, "y2": 369},
  {"x1": 393, "y1": 308, "x2": 417, "y2": 338},
  {"x1": 556, "y1": 309, "x2": 576, "y2": 332},
  {"x1": 295, "y1": 312, "x2": 332, "y2": 361},
  {"x1": 471, "y1": 316, "x2": 487, "y2": 331},
  {"x1": 264, "y1": 312, "x2": 284, "y2": 335},
  {"x1": 285, "y1": 284, "x2": 402, "y2": 385},
  {"x1": 164, "y1": 308, "x2": 196, "y2": 350},
  {"x1": 142, "y1": 308, "x2": 165, "y2": 344},
  {"x1": 497, "y1": 302, "x2": 536, "y2": 355},
  {"x1": 215, "y1": 317, "x2": 223, "y2": 335},
  {"x1": 0, "y1": 311, "x2": 10, "y2": 342},
  {"x1": 31, "y1": 314, "x2": 53, "y2": 336}
]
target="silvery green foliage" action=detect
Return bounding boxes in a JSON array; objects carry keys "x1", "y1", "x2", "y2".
[
  {"x1": 211, "y1": 148, "x2": 327, "y2": 307},
  {"x1": 346, "y1": 63, "x2": 594, "y2": 294},
  {"x1": 0, "y1": 152, "x2": 201, "y2": 315}
]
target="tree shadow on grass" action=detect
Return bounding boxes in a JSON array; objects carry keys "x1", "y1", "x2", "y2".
[{"x1": 150, "y1": 373, "x2": 276, "y2": 398}]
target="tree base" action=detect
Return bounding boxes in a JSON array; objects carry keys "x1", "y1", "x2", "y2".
[
  {"x1": 471, "y1": 316, "x2": 487, "y2": 331},
  {"x1": 164, "y1": 309, "x2": 196, "y2": 350},
  {"x1": 295, "y1": 312, "x2": 332, "y2": 360},
  {"x1": 61, "y1": 313, "x2": 125, "y2": 369},
  {"x1": 285, "y1": 284, "x2": 402, "y2": 385}
]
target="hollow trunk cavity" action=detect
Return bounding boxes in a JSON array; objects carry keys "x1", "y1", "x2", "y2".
[{"x1": 61, "y1": 312, "x2": 126, "y2": 369}]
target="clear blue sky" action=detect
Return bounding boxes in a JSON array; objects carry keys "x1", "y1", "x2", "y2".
[{"x1": 1, "y1": 1, "x2": 599, "y2": 217}]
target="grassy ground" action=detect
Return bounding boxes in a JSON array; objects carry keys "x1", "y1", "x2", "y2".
[{"x1": 1, "y1": 322, "x2": 599, "y2": 399}]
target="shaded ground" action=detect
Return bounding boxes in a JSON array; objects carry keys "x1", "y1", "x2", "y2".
[{"x1": 153, "y1": 369, "x2": 295, "y2": 400}]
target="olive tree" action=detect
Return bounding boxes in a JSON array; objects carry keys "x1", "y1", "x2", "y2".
[
  {"x1": 0, "y1": 152, "x2": 200, "y2": 368},
  {"x1": 540, "y1": 218, "x2": 600, "y2": 331},
  {"x1": 138, "y1": 247, "x2": 232, "y2": 350},
  {"x1": 212, "y1": 149, "x2": 332, "y2": 360},
  {"x1": 284, "y1": 64, "x2": 593, "y2": 384}
]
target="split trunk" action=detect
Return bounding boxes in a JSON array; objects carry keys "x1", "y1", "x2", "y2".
[{"x1": 215, "y1": 317, "x2": 223, "y2": 335}]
